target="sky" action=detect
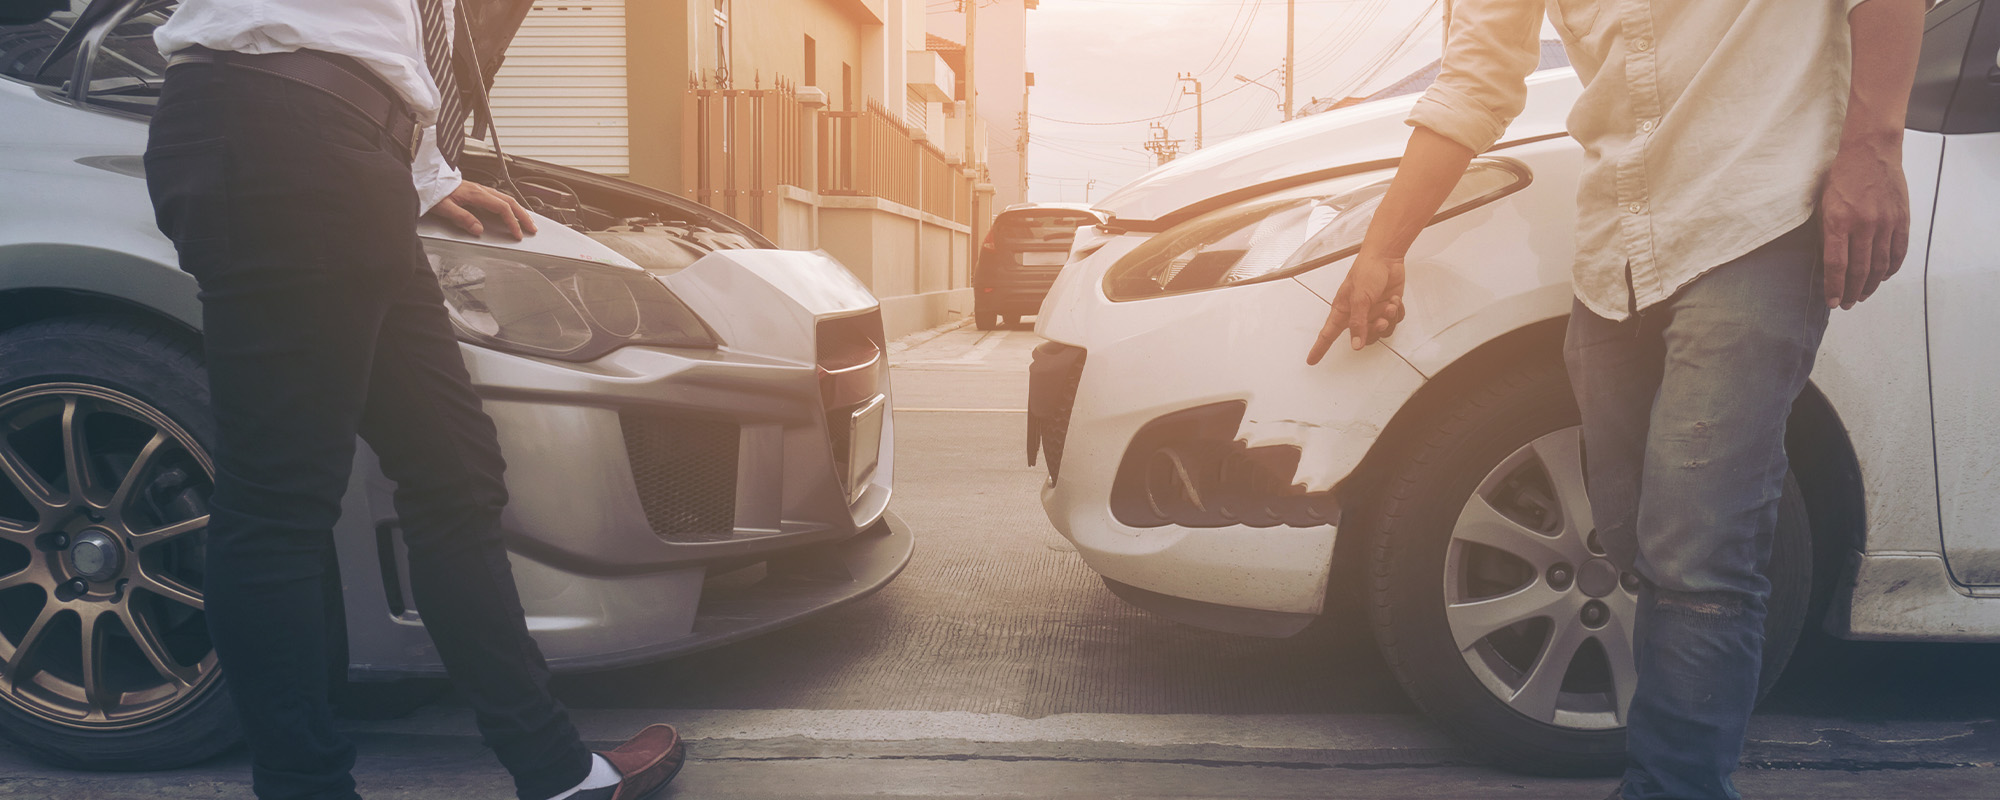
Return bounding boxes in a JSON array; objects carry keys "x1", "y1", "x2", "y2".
[{"x1": 1024, "y1": 0, "x2": 1448, "y2": 204}]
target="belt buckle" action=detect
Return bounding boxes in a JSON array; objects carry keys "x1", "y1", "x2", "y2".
[{"x1": 410, "y1": 121, "x2": 424, "y2": 162}]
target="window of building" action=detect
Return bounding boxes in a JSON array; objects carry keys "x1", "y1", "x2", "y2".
[
  {"x1": 803, "y1": 35, "x2": 816, "y2": 86},
  {"x1": 841, "y1": 62, "x2": 853, "y2": 110}
]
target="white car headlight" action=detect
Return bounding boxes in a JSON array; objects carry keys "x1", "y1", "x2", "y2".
[
  {"x1": 424, "y1": 239, "x2": 717, "y2": 361},
  {"x1": 1103, "y1": 158, "x2": 1530, "y2": 301}
]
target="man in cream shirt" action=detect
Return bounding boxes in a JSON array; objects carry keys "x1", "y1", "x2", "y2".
[
  {"x1": 1306, "y1": 1, "x2": 1926, "y2": 798},
  {"x1": 146, "y1": 1, "x2": 684, "y2": 798}
]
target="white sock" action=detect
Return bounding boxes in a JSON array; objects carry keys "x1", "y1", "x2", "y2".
[{"x1": 545, "y1": 754, "x2": 622, "y2": 800}]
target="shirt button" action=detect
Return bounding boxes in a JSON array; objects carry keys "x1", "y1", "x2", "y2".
[
  {"x1": 1634, "y1": 37, "x2": 1651, "y2": 51},
  {"x1": 1626, "y1": 202, "x2": 1644, "y2": 214},
  {"x1": 1639, "y1": 119, "x2": 1656, "y2": 133}
]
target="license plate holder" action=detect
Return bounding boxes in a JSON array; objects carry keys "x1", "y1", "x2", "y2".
[
  {"x1": 847, "y1": 395, "x2": 886, "y2": 501},
  {"x1": 1020, "y1": 251, "x2": 1067, "y2": 266}
]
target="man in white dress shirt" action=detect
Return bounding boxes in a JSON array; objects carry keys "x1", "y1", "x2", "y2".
[
  {"x1": 1307, "y1": 1, "x2": 1926, "y2": 798},
  {"x1": 144, "y1": 1, "x2": 684, "y2": 797}
]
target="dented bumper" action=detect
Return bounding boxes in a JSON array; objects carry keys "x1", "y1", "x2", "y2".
[{"x1": 1031, "y1": 234, "x2": 1424, "y2": 622}]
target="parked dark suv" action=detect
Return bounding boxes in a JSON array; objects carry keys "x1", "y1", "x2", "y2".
[{"x1": 973, "y1": 204, "x2": 1104, "y2": 330}]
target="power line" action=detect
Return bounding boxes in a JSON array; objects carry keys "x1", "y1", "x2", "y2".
[{"x1": 1031, "y1": 69, "x2": 1274, "y2": 126}]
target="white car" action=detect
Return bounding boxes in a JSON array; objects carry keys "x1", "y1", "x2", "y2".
[{"x1": 1031, "y1": 0, "x2": 2000, "y2": 776}]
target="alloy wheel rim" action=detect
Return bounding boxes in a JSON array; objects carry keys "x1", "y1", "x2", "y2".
[
  {"x1": 0, "y1": 383, "x2": 218, "y2": 730},
  {"x1": 1442, "y1": 426, "x2": 1639, "y2": 731}
]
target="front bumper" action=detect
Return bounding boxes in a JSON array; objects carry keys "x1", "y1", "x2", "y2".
[
  {"x1": 340, "y1": 249, "x2": 907, "y2": 677},
  {"x1": 1031, "y1": 232, "x2": 1424, "y2": 623}
]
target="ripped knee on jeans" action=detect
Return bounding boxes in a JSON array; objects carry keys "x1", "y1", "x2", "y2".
[{"x1": 1654, "y1": 590, "x2": 1744, "y2": 619}]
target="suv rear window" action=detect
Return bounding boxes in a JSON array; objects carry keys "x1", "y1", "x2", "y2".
[{"x1": 993, "y1": 211, "x2": 1097, "y2": 249}]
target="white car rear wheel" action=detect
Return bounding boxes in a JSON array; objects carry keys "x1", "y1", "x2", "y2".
[{"x1": 1362, "y1": 357, "x2": 1811, "y2": 776}]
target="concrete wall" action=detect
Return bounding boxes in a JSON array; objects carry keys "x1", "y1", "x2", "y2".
[{"x1": 817, "y1": 194, "x2": 972, "y2": 340}]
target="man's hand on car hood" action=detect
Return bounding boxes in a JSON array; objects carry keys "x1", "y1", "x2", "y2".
[{"x1": 428, "y1": 180, "x2": 538, "y2": 240}]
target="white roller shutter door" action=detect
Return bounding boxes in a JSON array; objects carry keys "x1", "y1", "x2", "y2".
[{"x1": 483, "y1": 1, "x2": 628, "y2": 176}]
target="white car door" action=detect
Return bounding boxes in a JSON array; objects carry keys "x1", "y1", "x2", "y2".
[{"x1": 1922, "y1": 0, "x2": 2000, "y2": 584}]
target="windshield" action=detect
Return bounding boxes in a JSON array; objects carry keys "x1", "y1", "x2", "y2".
[{"x1": 0, "y1": 0, "x2": 171, "y2": 110}]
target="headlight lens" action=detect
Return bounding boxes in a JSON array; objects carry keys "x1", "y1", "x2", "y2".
[
  {"x1": 424, "y1": 239, "x2": 717, "y2": 361},
  {"x1": 1103, "y1": 158, "x2": 1529, "y2": 301}
]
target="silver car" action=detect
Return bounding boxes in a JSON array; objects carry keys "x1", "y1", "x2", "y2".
[{"x1": 0, "y1": 0, "x2": 912, "y2": 771}]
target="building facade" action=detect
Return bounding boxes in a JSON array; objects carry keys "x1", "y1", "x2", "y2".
[{"x1": 481, "y1": 0, "x2": 1018, "y2": 339}]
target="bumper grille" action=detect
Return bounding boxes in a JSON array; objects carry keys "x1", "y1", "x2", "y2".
[
  {"x1": 1027, "y1": 341, "x2": 1086, "y2": 481},
  {"x1": 621, "y1": 413, "x2": 739, "y2": 542}
]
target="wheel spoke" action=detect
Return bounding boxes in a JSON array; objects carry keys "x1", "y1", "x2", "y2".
[
  {"x1": 0, "y1": 563, "x2": 44, "y2": 593},
  {"x1": 78, "y1": 608, "x2": 110, "y2": 716},
  {"x1": 0, "y1": 515, "x2": 38, "y2": 543},
  {"x1": 128, "y1": 513, "x2": 210, "y2": 549},
  {"x1": 60, "y1": 397, "x2": 102, "y2": 509},
  {"x1": 137, "y1": 568, "x2": 204, "y2": 610},
  {"x1": 1508, "y1": 616, "x2": 1589, "y2": 723},
  {"x1": 117, "y1": 604, "x2": 197, "y2": 688},
  {"x1": 1446, "y1": 582, "x2": 1575, "y2": 651},
  {"x1": 1598, "y1": 611, "x2": 1640, "y2": 723},
  {"x1": 1529, "y1": 428, "x2": 1595, "y2": 539},
  {"x1": 109, "y1": 432, "x2": 171, "y2": 519},
  {"x1": 0, "y1": 437, "x2": 58, "y2": 512},
  {"x1": 3, "y1": 602, "x2": 61, "y2": 685},
  {"x1": 1453, "y1": 494, "x2": 1580, "y2": 570}
]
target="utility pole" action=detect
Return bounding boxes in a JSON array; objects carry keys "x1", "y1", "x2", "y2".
[
  {"x1": 1018, "y1": 71, "x2": 1033, "y2": 202},
  {"x1": 963, "y1": 0, "x2": 980, "y2": 270},
  {"x1": 1143, "y1": 122, "x2": 1182, "y2": 165},
  {"x1": 1177, "y1": 72, "x2": 1203, "y2": 149},
  {"x1": 1283, "y1": 0, "x2": 1295, "y2": 121}
]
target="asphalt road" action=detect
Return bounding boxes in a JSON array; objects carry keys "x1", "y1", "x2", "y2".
[{"x1": 7, "y1": 323, "x2": 2000, "y2": 799}]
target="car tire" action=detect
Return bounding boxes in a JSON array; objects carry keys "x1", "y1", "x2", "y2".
[
  {"x1": 1002, "y1": 314, "x2": 1022, "y2": 329},
  {"x1": 1361, "y1": 357, "x2": 1811, "y2": 777},
  {"x1": 0, "y1": 315, "x2": 243, "y2": 771},
  {"x1": 974, "y1": 306, "x2": 1000, "y2": 331}
]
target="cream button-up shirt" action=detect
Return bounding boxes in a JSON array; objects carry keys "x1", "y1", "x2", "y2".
[{"x1": 1408, "y1": 0, "x2": 1873, "y2": 320}]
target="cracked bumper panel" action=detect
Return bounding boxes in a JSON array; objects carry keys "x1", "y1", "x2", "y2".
[{"x1": 1035, "y1": 238, "x2": 1425, "y2": 616}]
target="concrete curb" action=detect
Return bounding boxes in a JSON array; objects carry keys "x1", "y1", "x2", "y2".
[{"x1": 888, "y1": 316, "x2": 975, "y2": 356}]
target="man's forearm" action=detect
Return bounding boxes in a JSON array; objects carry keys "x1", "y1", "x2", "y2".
[
  {"x1": 1841, "y1": 0, "x2": 1925, "y2": 150},
  {"x1": 1359, "y1": 126, "x2": 1477, "y2": 260}
]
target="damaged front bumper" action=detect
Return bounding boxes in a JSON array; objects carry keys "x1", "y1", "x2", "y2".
[{"x1": 1030, "y1": 233, "x2": 1424, "y2": 632}]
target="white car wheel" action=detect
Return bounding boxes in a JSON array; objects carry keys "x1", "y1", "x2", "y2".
[{"x1": 1363, "y1": 358, "x2": 1811, "y2": 776}]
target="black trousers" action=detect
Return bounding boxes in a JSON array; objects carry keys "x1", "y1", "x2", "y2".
[{"x1": 144, "y1": 63, "x2": 591, "y2": 800}]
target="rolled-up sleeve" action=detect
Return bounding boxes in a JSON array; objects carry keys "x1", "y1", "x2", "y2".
[{"x1": 1406, "y1": 0, "x2": 1546, "y2": 153}]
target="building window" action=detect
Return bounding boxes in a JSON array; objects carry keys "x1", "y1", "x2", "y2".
[
  {"x1": 804, "y1": 35, "x2": 816, "y2": 86},
  {"x1": 842, "y1": 62, "x2": 853, "y2": 111},
  {"x1": 713, "y1": 0, "x2": 731, "y2": 87}
]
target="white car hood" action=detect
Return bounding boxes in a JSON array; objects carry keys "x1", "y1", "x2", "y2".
[{"x1": 1094, "y1": 69, "x2": 1582, "y2": 224}]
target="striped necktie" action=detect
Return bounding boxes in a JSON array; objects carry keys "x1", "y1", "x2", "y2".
[{"x1": 418, "y1": 0, "x2": 468, "y2": 166}]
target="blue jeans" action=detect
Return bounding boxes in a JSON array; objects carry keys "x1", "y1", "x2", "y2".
[{"x1": 1562, "y1": 223, "x2": 1828, "y2": 800}]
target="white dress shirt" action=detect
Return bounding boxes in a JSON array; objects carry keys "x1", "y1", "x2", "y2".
[
  {"x1": 1408, "y1": 0, "x2": 1874, "y2": 321},
  {"x1": 155, "y1": 0, "x2": 464, "y2": 214}
]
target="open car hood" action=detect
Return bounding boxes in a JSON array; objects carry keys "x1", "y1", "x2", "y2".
[{"x1": 1094, "y1": 69, "x2": 1582, "y2": 225}]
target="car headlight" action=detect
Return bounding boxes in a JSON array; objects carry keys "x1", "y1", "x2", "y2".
[
  {"x1": 1103, "y1": 158, "x2": 1530, "y2": 301},
  {"x1": 424, "y1": 239, "x2": 718, "y2": 361}
]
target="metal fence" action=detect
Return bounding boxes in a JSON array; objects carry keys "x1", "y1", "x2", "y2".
[
  {"x1": 682, "y1": 76, "x2": 807, "y2": 234},
  {"x1": 817, "y1": 100, "x2": 970, "y2": 225}
]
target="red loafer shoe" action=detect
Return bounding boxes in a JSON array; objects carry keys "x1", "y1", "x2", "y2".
[{"x1": 590, "y1": 724, "x2": 686, "y2": 800}]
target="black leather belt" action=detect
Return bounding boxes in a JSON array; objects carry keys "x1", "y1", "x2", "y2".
[{"x1": 166, "y1": 46, "x2": 421, "y2": 162}]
